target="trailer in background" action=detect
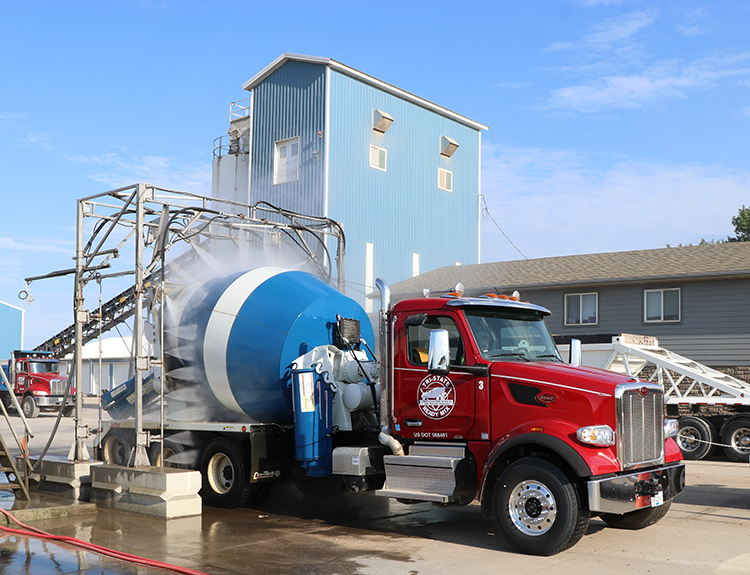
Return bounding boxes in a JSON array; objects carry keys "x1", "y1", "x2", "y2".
[{"x1": 556, "y1": 334, "x2": 750, "y2": 462}]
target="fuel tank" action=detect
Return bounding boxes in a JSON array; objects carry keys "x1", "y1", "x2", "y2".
[{"x1": 163, "y1": 267, "x2": 374, "y2": 424}]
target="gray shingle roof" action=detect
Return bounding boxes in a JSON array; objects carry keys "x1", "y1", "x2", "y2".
[{"x1": 390, "y1": 242, "x2": 750, "y2": 297}]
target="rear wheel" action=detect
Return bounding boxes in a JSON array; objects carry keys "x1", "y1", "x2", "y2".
[
  {"x1": 200, "y1": 438, "x2": 252, "y2": 508},
  {"x1": 21, "y1": 396, "x2": 39, "y2": 419},
  {"x1": 722, "y1": 418, "x2": 750, "y2": 462},
  {"x1": 148, "y1": 440, "x2": 194, "y2": 469},
  {"x1": 677, "y1": 416, "x2": 716, "y2": 460},
  {"x1": 102, "y1": 429, "x2": 134, "y2": 466},
  {"x1": 599, "y1": 500, "x2": 672, "y2": 529},
  {"x1": 493, "y1": 458, "x2": 589, "y2": 556}
]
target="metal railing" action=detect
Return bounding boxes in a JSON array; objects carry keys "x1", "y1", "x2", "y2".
[{"x1": 230, "y1": 96, "x2": 251, "y2": 121}]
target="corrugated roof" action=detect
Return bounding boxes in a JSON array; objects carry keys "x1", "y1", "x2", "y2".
[
  {"x1": 390, "y1": 242, "x2": 750, "y2": 296},
  {"x1": 242, "y1": 53, "x2": 488, "y2": 132}
]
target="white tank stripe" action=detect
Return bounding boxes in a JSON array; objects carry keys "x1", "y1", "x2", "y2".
[{"x1": 203, "y1": 267, "x2": 288, "y2": 416}]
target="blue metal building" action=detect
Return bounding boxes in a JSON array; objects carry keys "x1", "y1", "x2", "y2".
[
  {"x1": 0, "y1": 300, "x2": 24, "y2": 358},
  {"x1": 212, "y1": 53, "x2": 487, "y2": 310}
]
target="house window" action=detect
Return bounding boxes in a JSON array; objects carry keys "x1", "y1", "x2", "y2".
[
  {"x1": 370, "y1": 145, "x2": 387, "y2": 171},
  {"x1": 645, "y1": 288, "x2": 680, "y2": 322},
  {"x1": 274, "y1": 137, "x2": 299, "y2": 184},
  {"x1": 438, "y1": 168, "x2": 453, "y2": 192},
  {"x1": 565, "y1": 293, "x2": 598, "y2": 325}
]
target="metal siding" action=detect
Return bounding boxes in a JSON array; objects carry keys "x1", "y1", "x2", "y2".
[
  {"x1": 327, "y1": 70, "x2": 480, "y2": 302},
  {"x1": 528, "y1": 279, "x2": 750, "y2": 367},
  {"x1": 250, "y1": 61, "x2": 327, "y2": 216},
  {"x1": 0, "y1": 302, "x2": 23, "y2": 358}
]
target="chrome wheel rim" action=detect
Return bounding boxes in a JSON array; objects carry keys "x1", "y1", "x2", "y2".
[
  {"x1": 678, "y1": 426, "x2": 702, "y2": 453},
  {"x1": 508, "y1": 480, "x2": 557, "y2": 536},
  {"x1": 730, "y1": 427, "x2": 750, "y2": 454}
]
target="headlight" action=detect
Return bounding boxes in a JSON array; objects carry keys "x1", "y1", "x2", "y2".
[
  {"x1": 577, "y1": 425, "x2": 616, "y2": 446},
  {"x1": 664, "y1": 418, "x2": 679, "y2": 439},
  {"x1": 32, "y1": 390, "x2": 49, "y2": 396}
]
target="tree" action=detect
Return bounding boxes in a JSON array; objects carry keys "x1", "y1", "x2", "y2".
[{"x1": 728, "y1": 205, "x2": 750, "y2": 242}]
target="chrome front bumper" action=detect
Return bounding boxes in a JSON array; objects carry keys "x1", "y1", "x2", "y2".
[
  {"x1": 36, "y1": 396, "x2": 75, "y2": 408},
  {"x1": 588, "y1": 463, "x2": 685, "y2": 514}
]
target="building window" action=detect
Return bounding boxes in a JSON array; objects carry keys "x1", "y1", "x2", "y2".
[
  {"x1": 412, "y1": 252, "x2": 420, "y2": 277},
  {"x1": 274, "y1": 137, "x2": 299, "y2": 184},
  {"x1": 370, "y1": 145, "x2": 387, "y2": 171},
  {"x1": 438, "y1": 168, "x2": 453, "y2": 192},
  {"x1": 645, "y1": 288, "x2": 680, "y2": 322},
  {"x1": 565, "y1": 293, "x2": 598, "y2": 325}
]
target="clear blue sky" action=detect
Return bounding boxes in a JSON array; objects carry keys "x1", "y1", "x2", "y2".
[{"x1": 2, "y1": 0, "x2": 750, "y2": 346}]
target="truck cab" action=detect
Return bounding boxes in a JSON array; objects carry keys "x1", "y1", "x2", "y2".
[
  {"x1": 375, "y1": 289, "x2": 685, "y2": 555},
  {"x1": 1, "y1": 351, "x2": 74, "y2": 418}
]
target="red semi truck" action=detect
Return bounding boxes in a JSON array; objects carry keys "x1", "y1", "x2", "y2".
[
  {"x1": 0, "y1": 350, "x2": 74, "y2": 418},
  {"x1": 100, "y1": 272, "x2": 684, "y2": 556}
]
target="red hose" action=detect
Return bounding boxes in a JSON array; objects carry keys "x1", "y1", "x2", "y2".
[{"x1": 0, "y1": 508, "x2": 210, "y2": 575}]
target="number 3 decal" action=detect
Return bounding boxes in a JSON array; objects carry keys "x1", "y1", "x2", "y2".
[{"x1": 478, "y1": 380, "x2": 484, "y2": 390}]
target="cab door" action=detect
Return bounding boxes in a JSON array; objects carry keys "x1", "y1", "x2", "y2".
[{"x1": 393, "y1": 313, "x2": 477, "y2": 441}]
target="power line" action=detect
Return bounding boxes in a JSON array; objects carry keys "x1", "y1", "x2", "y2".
[{"x1": 480, "y1": 195, "x2": 528, "y2": 260}]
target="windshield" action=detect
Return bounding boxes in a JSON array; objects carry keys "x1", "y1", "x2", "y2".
[
  {"x1": 27, "y1": 361, "x2": 60, "y2": 374},
  {"x1": 463, "y1": 307, "x2": 562, "y2": 363}
]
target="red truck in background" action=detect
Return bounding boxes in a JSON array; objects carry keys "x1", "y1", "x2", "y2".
[{"x1": 0, "y1": 350, "x2": 74, "y2": 418}]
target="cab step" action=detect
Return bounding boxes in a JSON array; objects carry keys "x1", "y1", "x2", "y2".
[{"x1": 376, "y1": 442, "x2": 475, "y2": 503}]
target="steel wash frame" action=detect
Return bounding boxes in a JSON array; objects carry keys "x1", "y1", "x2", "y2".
[{"x1": 28, "y1": 184, "x2": 347, "y2": 464}]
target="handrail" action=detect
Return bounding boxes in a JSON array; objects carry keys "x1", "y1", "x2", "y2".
[
  {"x1": 229, "y1": 96, "x2": 251, "y2": 121},
  {"x1": 0, "y1": 366, "x2": 34, "y2": 440}
]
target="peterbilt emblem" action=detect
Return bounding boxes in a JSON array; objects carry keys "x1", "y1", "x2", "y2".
[
  {"x1": 417, "y1": 374, "x2": 455, "y2": 420},
  {"x1": 639, "y1": 387, "x2": 650, "y2": 397},
  {"x1": 535, "y1": 392, "x2": 557, "y2": 405}
]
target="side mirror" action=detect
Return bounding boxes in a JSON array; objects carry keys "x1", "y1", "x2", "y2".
[
  {"x1": 570, "y1": 338, "x2": 582, "y2": 366},
  {"x1": 428, "y1": 329, "x2": 450, "y2": 375}
]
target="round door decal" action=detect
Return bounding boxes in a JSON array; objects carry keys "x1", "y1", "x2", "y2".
[{"x1": 418, "y1": 374, "x2": 456, "y2": 420}]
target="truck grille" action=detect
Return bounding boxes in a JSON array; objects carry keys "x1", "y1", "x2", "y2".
[
  {"x1": 50, "y1": 379, "x2": 67, "y2": 395},
  {"x1": 617, "y1": 384, "x2": 664, "y2": 469}
]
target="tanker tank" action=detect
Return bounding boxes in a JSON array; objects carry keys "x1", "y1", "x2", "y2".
[{"x1": 162, "y1": 266, "x2": 374, "y2": 424}]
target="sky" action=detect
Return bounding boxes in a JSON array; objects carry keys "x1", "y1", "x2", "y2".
[{"x1": 1, "y1": 0, "x2": 750, "y2": 347}]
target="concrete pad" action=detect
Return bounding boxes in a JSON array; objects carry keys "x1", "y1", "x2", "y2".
[
  {"x1": 21, "y1": 456, "x2": 103, "y2": 501},
  {"x1": 90, "y1": 464, "x2": 201, "y2": 519},
  {"x1": 0, "y1": 488, "x2": 97, "y2": 524}
]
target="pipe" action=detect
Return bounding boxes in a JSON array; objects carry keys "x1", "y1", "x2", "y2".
[{"x1": 375, "y1": 278, "x2": 403, "y2": 456}]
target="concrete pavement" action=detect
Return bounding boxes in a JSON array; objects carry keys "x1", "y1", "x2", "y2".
[{"x1": 0, "y1": 402, "x2": 749, "y2": 574}]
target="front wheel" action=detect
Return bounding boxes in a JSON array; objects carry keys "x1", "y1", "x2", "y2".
[
  {"x1": 22, "y1": 396, "x2": 39, "y2": 419},
  {"x1": 493, "y1": 458, "x2": 589, "y2": 556},
  {"x1": 599, "y1": 501, "x2": 672, "y2": 529}
]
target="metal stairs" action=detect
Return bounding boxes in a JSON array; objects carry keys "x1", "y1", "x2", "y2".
[{"x1": 376, "y1": 442, "x2": 470, "y2": 503}]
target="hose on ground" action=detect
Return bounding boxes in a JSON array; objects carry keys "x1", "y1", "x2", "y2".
[{"x1": 0, "y1": 508, "x2": 209, "y2": 575}]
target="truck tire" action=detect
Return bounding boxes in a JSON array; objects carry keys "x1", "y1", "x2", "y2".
[
  {"x1": 721, "y1": 418, "x2": 750, "y2": 462},
  {"x1": 102, "y1": 429, "x2": 134, "y2": 466},
  {"x1": 677, "y1": 416, "x2": 716, "y2": 460},
  {"x1": 200, "y1": 438, "x2": 252, "y2": 508},
  {"x1": 149, "y1": 440, "x2": 194, "y2": 469},
  {"x1": 493, "y1": 458, "x2": 589, "y2": 556},
  {"x1": 599, "y1": 500, "x2": 672, "y2": 529},
  {"x1": 21, "y1": 395, "x2": 39, "y2": 419},
  {"x1": 62, "y1": 406, "x2": 75, "y2": 418}
]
